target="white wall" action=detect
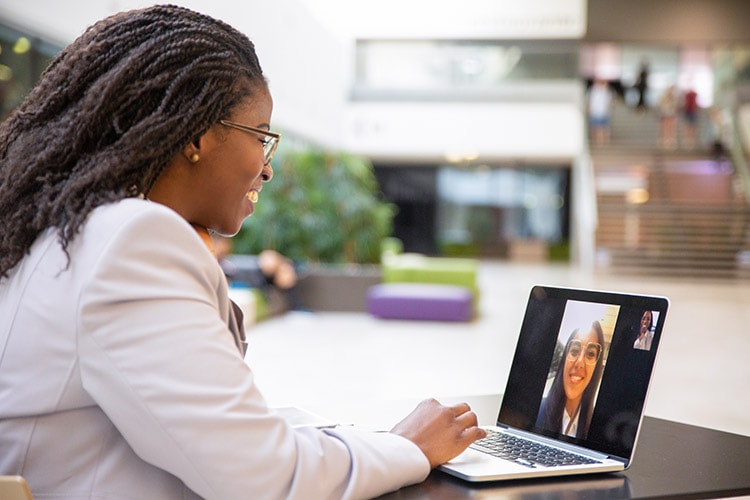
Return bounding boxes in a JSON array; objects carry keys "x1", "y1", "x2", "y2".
[
  {"x1": 299, "y1": 0, "x2": 586, "y2": 40},
  {"x1": 0, "y1": 0, "x2": 350, "y2": 147},
  {"x1": 0, "y1": 0, "x2": 586, "y2": 160},
  {"x1": 345, "y1": 101, "x2": 584, "y2": 162},
  {"x1": 0, "y1": 1, "x2": 112, "y2": 45},
  {"x1": 305, "y1": 0, "x2": 587, "y2": 160}
]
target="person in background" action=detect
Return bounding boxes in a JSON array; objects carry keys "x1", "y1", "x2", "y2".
[
  {"x1": 634, "y1": 60, "x2": 650, "y2": 113},
  {"x1": 214, "y1": 234, "x2": 306, "y2": 315},
  {"x1": 0, "y1": 5, "x2": 485, "y2": 499},
  {"x1": 707, "y1": 106, "x2": 731, "y2": 165},
  {"x1": 658, "y1": 85, "x2": 679, "y2": 149},
  {"x1": 682, "y1": 86, "x2": 699, "y2": 149},
  {"x1": 587, "y1": 78, "x2": 614, "y2": 146}
]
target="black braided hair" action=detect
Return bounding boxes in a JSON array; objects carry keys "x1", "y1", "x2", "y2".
[{"x1": 0, "y1": 4, "x2": 266, "y2": 278}]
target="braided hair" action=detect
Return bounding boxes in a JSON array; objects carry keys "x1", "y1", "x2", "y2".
[{"x1": 0, "y1": 4, "x2": 266, "y2": 278}]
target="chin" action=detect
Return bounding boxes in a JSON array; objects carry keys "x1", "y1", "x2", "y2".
[
  {"x1": 212, "y1": 221, "x2": 243, "y2": 238},
  {"x1": 217, "y1": 227, "x2": 242, "y2": 238}
]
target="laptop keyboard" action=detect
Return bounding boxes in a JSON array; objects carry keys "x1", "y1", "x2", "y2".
[{"x1": 470, "y1": 430, "x2": 601, "y2": 468}]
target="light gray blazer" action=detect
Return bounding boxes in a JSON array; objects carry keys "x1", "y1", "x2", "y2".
[{"x1": 0, "y1": 199, "x2": 428, "y2": 499}]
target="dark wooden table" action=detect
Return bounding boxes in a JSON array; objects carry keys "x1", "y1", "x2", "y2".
[{"x1": 378, "y1": 415, "x2": 750, "y2": 499}]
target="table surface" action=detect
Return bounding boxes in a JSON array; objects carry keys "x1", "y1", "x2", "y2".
[
  {"x1": 377, "y1": 416, "x2": 750, "y2": 499},
  {"x1": 303, "y1": 394, "x2": 750, "y2": 500}
]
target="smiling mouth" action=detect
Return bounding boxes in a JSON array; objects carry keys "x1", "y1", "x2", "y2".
[
  {"x1": 568, "y1": 375, "x2": 584, "y2": 384},
  {"x1": 246, "y1": 191, "x2": 259, "y2": 203}
]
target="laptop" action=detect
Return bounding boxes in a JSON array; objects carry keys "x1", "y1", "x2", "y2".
[{"x1": 440, "y1": 284, "x2": 669, "y2": 482}]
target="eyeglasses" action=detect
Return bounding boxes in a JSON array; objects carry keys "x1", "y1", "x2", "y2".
[
  {"x1": 567, "y1": 340, "x2": 602, "y2": 366},
  {"x1": 220, "y1": 120, "x2": 281, "y2": 165}
]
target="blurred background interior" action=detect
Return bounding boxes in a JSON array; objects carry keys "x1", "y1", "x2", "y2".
[{"x1": 1, "y1": 0, "x2": 748, "y2": 436}]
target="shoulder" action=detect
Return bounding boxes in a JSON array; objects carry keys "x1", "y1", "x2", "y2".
[
  {"x1": 86, "y1": 198, "x2": 192, "y2": 236},
  {"x1": 75, "y1": 198, "x2": 220, "y2": 290},
  {"x1": 81, "y1": 198, "x2": 207, "y2": 257}
]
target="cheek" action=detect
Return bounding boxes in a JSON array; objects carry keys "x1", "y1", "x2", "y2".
[
  {"x1": 237, "y1": 156, "x2": 265, "y2": 184},
  {"x1": 225, "y1": 161, "x2": 263, "y2": 192},
  {"x1": 223, "y1": 141, "x2": 264, "y2": 183}
]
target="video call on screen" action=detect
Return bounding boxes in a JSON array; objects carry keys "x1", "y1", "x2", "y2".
[{"x1": 498, "y1": 286, "x2": 667, "y2": 460}]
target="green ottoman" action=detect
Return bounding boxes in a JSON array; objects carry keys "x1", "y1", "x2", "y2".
[{"x1": 381, "y1": 253, "x2": 480, "y2": 310}]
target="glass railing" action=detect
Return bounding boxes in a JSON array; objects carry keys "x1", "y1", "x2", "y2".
[{"x1": 353, "y1": 39, "x2": 580, "y2": 102}]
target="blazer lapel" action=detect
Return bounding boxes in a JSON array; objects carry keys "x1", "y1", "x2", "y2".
[
  {"x1": 228, "y1": 299, "x2": 248, "y2": 356},
  {"x1": 191, "y1": 223, "x2": 248, "y2": 356}
]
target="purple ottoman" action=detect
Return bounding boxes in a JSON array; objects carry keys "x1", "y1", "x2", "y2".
[{"x1": 367, "y1": 283, "x2": 473, "y2": 322}]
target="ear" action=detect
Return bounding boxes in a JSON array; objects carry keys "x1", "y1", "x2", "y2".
[
  {"x1": 182, "y1": 135, "x2": 202, "y2": 163},
  {"x1": 182, "y1": 127, "x2": 222, "y2": 163}
]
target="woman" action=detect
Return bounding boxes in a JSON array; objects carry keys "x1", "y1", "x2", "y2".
[
  {"x1": 633, "y1": 310, "x2": 654, "y2": 350},
  {"x1": 0, "y1": 6, "x2": 484, "y2": 499},
  {"x1": 536, "y1": 321, "x2": 606, "y2": 439}
]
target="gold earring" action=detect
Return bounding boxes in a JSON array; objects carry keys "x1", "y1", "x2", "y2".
[{"x1": 189, "y1": 153, "x2": 200, "y2": 163}]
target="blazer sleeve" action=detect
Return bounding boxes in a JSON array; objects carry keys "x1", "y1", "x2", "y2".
[{"x1": 76, "y1": 203, "x2": 429, "y2": 500}]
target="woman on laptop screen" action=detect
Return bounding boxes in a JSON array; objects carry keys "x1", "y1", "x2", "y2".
[{"x1": 536, "y1": 321, "x2": 606, "y2": 439}]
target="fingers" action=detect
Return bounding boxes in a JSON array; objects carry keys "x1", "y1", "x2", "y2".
[
  {"x1": 447, "y1": 402, "x2": 482, "y2": 431},
  {"x1": 463, "y1": 425, "x2": 488, "y2": 442},
  {"x1": 424, "y1": 399, "x2": 479, "y2": 428},
  {"x1": 453, "y1": 405, "x2": 486, "y2": 443},
  {"x1": 448, "y1": 401, "x2": 471, "y2": 417},
  {"x1": 441, "y1": 401, "x2": 486, "y2": 444},
  {"x1": 454, "y1": 406, "x2": 479, "y2": 428},
  {"x1": 392, "y1": 399, "x2": 487, "y2": 469}
]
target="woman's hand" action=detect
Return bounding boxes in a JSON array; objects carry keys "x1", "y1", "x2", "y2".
[{"x1": 390, "y1": 398, "x2": 487, "y2": 468}]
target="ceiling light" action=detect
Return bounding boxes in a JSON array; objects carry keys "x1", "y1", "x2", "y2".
[{"x1": 13, "y1": 37, "x2": 31, "y2": 55}]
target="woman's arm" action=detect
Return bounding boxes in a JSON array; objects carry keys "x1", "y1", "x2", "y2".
[{"x1": 76, "y1": 201, "x2": 429, "y2": 499}]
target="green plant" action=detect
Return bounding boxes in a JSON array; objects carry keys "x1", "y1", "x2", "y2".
[{"x1": 232, "y1": 145, "x2": 396, "y2": 264}]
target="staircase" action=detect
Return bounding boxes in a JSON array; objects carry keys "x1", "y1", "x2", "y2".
[{"x1": 591, "y1": 101, "x2": 750, "y2": 279}]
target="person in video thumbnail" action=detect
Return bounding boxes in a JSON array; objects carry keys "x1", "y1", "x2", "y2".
[
  {"x1": 536, "y1": 321, "x2": 606, "y2": 439},
  {"x1": 633, "y1": 310, "x2": 654, "y2": 351}
]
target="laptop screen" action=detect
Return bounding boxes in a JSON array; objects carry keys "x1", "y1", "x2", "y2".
[{"x1": 497, "y1": 285, "x2": 669, "y2": 461}]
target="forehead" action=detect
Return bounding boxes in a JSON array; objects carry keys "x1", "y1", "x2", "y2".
[
  {"x1": 573, "y1": 327, "x2": 598, "y2": 343},
  {"x1": 232, "y1": 86, "x2": 273, "y2": 122}
]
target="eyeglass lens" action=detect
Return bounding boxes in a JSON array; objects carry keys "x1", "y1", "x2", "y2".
[
  {"x1": 219, "y1": 120, "x2": 279, "y2": 165},
  {"x1": 567, "y1": 340, "x2": 602, "y2": 365},
  {"x1": 262, "y1": 137, "x2": 278, "y2": 164}
]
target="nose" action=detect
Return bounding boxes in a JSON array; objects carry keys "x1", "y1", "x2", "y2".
[
  {"x1": 261, "y1": 163, "x2": 273, "y2": 182},
  {"x1": 571, "y1": 350, "x2": 585, "y2": 366}
]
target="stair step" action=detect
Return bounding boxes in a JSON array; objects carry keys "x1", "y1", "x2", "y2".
[
  {"x1": 596, "y1": 264, "x2": 750, "y2": 280},
  {"x1": 602, "y1": 247, "x2": 743, "y2": 263},
  {"x1": 590, "y1": 97, "x2": 750, "y2": 279}
]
